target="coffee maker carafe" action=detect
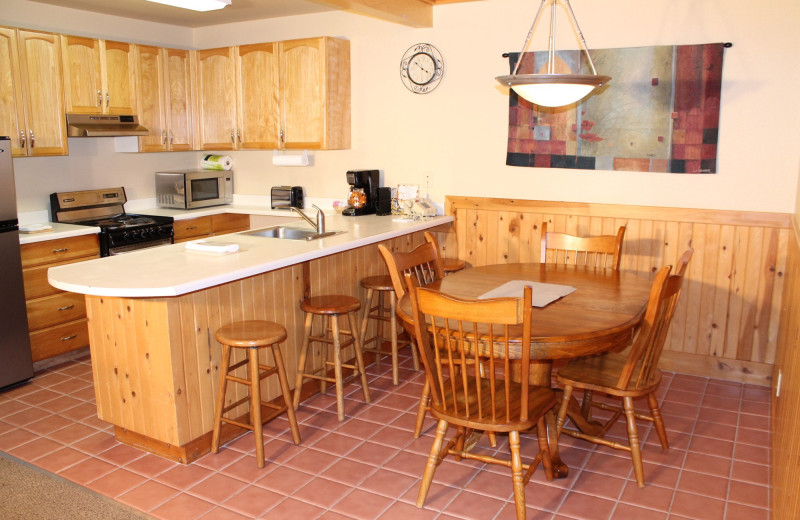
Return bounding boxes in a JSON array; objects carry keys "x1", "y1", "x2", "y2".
[{"x1": 343, "y1": 170, "x2": 379, "y2": 216}]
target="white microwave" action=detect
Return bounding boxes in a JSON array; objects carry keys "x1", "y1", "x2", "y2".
[{"x1": 155, "y1": 170, "x2": 233, "y2": 209}]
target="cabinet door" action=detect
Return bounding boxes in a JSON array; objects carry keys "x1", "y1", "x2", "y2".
[
  {"x1": 135, "y1": 44, "x2": 168, "y2": 152},
  {"x1": 0, "y1": 27, "x2": 27, "y2": 156},
  {"x1": 61, "y1": 35, "x2": 103, "y2": 114},
  {"x1": 195, "y1": 47, "x2": 237, "y2": 150},
  {"x1": 164, "y1": 48, "x2": 193, "y2": 151},
  {"x1": 17, "y1": 30, "x2": 67, "y2": 156},
  {"x1": 279, "y1": 38, "x2": 324, "y2": 149},
  {"x1": 236, "y1": 43, "x2": 280, "y2": 149},
  {"x1": 103, "y1": 40, "x2": 137, "y2": 114}
]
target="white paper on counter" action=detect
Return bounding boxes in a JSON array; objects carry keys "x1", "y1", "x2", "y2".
[
  {"x1": 185, "y1": 241, "x2": 240, "y2": 254},
  {"x1": 478, "y1": 280, "x2": 576, "y2": 307}
]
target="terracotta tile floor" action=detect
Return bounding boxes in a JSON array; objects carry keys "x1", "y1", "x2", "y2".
[{"x1": 0, "y1": 352, "x2": 771, "y2": 519}]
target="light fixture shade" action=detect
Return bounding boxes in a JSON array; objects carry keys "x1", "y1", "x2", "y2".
[
  {"x1": 496, "y1": 73, "x2": 610, "y2": 107},
  {"x1": 146, "y1": 0, "x2": 231, "y2": 12}
]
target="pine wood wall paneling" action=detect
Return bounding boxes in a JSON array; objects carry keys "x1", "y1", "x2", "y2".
[
  {"x1": 772, "y1": 224, "x2": 800, "y2": 520},
  {"x1": 445, "y1": 196, "x2": 792, "y2": 385}
]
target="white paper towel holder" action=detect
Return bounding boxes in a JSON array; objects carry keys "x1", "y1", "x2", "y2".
[{"x1": 272, "y1": 150, "x2": 311, "y2": 167}]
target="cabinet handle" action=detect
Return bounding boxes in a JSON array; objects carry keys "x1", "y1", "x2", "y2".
[
  {"x1": 185, "y1": 226, "x2": 197, "y2": 231},
  {"x1": 169, "y1": 131, "x2": 173, "y2": 144},
  {"x1": 19, "y1": 130, "x2": 25, "y2": 148},
  {"x1": 230, "y1": 129, "x2": 235, "y2": 143},
  {"x1": 51, "y1": 248, "x2": 69, "y2": 253},
  {"x1": 29, "y1": 130, "x2": 34, "y2": 148},
  {"x1": 162, "y1": 130, "x2": 167, "y2": 144},
  {"x1": 237, "y1": 129, "x2": 241, "y2": 142},
  {"x1": 279, "y1": 128, "x2": 284, "y2": 142},
  {"x1": 97, "y1": 90, "x2": 102, "y2": 107},
  {"x1": 58, "y1": 304, "x2": 75, "y2": 311},
  {"x1": 106, "y1": 91, "x2": 110, "y2": 108},
  {"x1": 60, "y1": 334, "x2": 78, "y2": 341}
]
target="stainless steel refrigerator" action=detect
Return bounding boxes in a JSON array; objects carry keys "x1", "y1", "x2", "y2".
[{"x1": 0, "y1": 136, "x2": 33, "y2": 389}]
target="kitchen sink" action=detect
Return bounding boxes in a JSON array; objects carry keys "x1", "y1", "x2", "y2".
[{"x1": 243, "y1": 226, "x2": 344, "y2": 241}]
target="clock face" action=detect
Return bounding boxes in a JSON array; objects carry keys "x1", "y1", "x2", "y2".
[{"x1": 400, "y1": 43, "x2": 444, "y2": 94}]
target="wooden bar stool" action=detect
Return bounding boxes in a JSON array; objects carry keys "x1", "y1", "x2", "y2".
[
  {"x1": 358, "y1": 275, "x2": 419, "y2": 385},
  {"x1": 293, "y1": 295, "x2": 371, "y2": 421},
  {"x1": 211, "y1": 320, "x2": 301, "y2": 468}
]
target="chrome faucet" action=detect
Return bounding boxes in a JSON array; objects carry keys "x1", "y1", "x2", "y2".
[{"x1": 290, "y1": 204, "x2": 325, "y2": 234}]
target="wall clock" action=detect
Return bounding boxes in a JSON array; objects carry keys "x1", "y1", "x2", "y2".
[{"x1": 400, "y1": 43, "x2": 445, "y2": 94}]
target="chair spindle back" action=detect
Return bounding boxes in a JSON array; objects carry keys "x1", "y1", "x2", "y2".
[{"x1": 540, "y1": 222, "x2": 626, "y2": 270}]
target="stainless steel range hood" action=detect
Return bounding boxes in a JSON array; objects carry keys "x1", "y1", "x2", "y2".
[{"x1": 66, "y1": 113, "x2": 148, "y2": 137}]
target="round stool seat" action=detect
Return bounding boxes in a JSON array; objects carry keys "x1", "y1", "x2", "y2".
[
  {"x1": 442, "y1": 258, "x2": 467, "y2": 274},
  {"x1": 360, "y1": 275, "x2": 394, "y2": 292},
  {"x1": 215, "y1": 320, "x2": 287, "y2": 347},
  {"x1": 301, "y1": 295, "x2": 361, "y2": 315}
]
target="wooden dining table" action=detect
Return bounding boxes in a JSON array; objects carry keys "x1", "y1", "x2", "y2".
[{"x1": 397, "y1": 262, "x2": 654, "y2": 477}]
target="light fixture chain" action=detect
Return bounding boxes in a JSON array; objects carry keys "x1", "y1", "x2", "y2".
[
  {"x1": 511, "y1": 0, "x2": 549, "y2": 76},
  {"x1": 562, "y1": 0, "x2": 599, "y2": 75}
]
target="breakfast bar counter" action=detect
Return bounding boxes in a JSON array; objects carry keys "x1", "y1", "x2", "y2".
[{"x1": 47, "y1": 213, "x2": 453, "y2": 463}]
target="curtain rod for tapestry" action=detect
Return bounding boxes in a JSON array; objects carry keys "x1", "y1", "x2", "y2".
[{"x1": 500, "y1": 42, "x2": 733, "y2": 58}]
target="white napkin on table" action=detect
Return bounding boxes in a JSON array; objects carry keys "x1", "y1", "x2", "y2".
[{"x1": 478, "y1": 280, "x2": 576, "y2": 308}]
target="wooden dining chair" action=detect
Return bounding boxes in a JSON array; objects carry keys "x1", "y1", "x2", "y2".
[
  {"x1": 406, "y1": 274, "x2": 557, "y2": 520},
  {"x1": 554, "y1": 249, "x2": 693, "y2": 487},
  {"x1": 540, "y1": 222, "x2": 626, "y2": 269},
  {"x1": 423, "y1": 231, "x2": 467, "y2": 274},
  {"x1": 378, "y1": 242, "x2": 444, "y2": 438}
]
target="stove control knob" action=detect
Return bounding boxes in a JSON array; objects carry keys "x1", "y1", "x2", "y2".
[{"x1": 122, "y1": 231, "x2": 131, "y2": 241}]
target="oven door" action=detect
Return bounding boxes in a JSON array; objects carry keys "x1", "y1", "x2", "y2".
[{"x1": 107, "y1": 237, "x2": 173, "y2": 256}]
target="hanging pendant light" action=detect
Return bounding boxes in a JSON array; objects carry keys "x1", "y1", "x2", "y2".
[{"x1": 496, "y1": 0, "x2": 610, "y2": 107}]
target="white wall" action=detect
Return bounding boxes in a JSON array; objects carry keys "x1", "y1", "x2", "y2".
[{"x1": 4, "y1": 0, "x2": 799, "y2": 215}]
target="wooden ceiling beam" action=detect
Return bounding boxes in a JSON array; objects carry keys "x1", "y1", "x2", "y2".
[{"x1": 309, "y1": 0, "x2": 481, "y2": 28}]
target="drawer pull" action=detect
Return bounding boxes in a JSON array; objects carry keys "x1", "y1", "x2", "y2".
[
  {"x1": 51, "y1": 248, "x2": 69, "y2": 253},
  {"x1": 185, "y1": 226, "x2": 197, "y2": 231},
  {"x1": 58, "y1": 304, "x2": 75, "y2": 311},
  {"x1": 60, "y1": 334, "x2": 78, "y2": 341}
]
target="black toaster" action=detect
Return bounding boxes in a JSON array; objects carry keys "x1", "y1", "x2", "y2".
[{"x1": 271, "y1": 186, "x2": 304, "y2": 209}]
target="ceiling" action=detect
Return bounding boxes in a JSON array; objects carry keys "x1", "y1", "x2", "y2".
[{"x1": 26, "y1": 0, "x2": 476, "y2": 28}]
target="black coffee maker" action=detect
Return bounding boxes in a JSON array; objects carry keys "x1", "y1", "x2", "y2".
[{"x1": 343, "y1": 170, "x2": 380, "y2": 216}]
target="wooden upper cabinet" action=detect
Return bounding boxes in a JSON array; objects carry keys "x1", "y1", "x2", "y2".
[
  {"x1": 280, "y1": 37, "x2": 350, "y2": 150},
  {"x1": 62, "y1": 36, "x2": 136, "y2": 115},
  {"x1": 196, "y1": 37, "x2": 350, "y2": 151},
  {"x1": 236, "y1": 42, "x2": 280, "y2": 150},
  {"x1": 0, "y1": 27, "x2": 67, "y2": 157},
  {"x1": 195, "y1": 46, "x2": 237, "y2": 150},
  {"x1": 134, "y1": 45, "x2": 193, "y2": 152}
]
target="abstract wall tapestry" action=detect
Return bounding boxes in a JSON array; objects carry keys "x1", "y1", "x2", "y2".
[{"x1": 505, "y1": 43, "x2": 726, "y2": 174}]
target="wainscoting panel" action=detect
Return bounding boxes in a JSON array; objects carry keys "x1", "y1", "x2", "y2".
[{"x1": 441, "y1": 196, "x2": 792, "y2": 385}]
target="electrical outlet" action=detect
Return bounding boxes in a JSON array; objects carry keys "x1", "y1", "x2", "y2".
[{"x1": 776, "y1": 369, "x2": 782, "y2": 397}]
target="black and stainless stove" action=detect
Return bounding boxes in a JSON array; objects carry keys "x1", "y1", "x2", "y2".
[{"x1": 50, "y1": 188, "x2": 174, "y2": 257}]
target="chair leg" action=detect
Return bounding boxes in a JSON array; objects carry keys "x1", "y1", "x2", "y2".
[
  {"x1": 348, "y1": 311, "x2": 371, "y2": 404},
  {"x1": 414, "y1": 380, "x2": 431, "y2": 438},
  {"x1": 211, "y1": 343, "x2": 231, "y2": 454},
  {"x1": 555, "y1": 385, "x2": 574, "y2": 436},
  {"x1": 331, "y1": 316, "x2": 346, "y2": 422},
  {"x1": 508, "y1": 430, "x2": 527, "y2": 520},
  {"x1": 271, "y1": 345, "x2": 301, "y2": 445},
  {"x1": 249, "y1": 347, "x2": 265, "y2": 468},
  {"x1": 387, "y1": 292, "x2": 399, "y2": 385},
  {"x1": 292, "y1": 312, "x2": 314, "y2": 410},
  {"x1": 623, "y1": 396, "x2": 645, "y2": 487},
  {"x1": 581, "y1": 389, "x2": 594, "y2": 420},
  {"x1": 648, "y1": 392, "x2": 669, "y2": 450},
  {"x1": 417, "y1": 419, "x2": 448, "y2": 508},
  {"x1": 358, "y1": 287, "x2": 374, "y2": 362}
]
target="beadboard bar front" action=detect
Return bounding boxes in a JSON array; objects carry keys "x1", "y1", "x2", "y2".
[
  {"x1": 441, "y1": 196, "x2": 793, "y2": 385},
  {"x1": 85, "y1": 233, "x2": 426, "y2": 462}
]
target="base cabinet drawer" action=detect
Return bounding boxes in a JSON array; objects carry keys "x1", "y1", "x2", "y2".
[
  {"x1": 29, "y1": 319, "x2": 90, "y2": 362},
  {"x1": 26, "y1": 293, "x2": 86, "y2": 331},
  {"x1": 173, "y1": 216, "x2": 213, "y2": 242}
]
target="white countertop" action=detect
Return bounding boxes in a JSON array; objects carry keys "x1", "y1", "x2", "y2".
[
  {"x1": 19, "y1": 222, "x2": 101, "y2": 244},
  {"x1": 48, "y1": 213, "x2": 453, "y2": 298}
]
